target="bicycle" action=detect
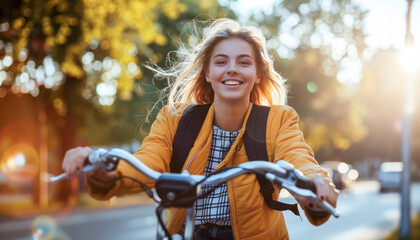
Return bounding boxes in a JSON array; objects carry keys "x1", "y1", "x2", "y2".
[{"x1": 50, "y1": 148, "x2": 340, "y2": 240}]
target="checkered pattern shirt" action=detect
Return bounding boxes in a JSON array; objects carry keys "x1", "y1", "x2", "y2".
[{"x1": 194, "y1": 125, "x2": 240, "y2": 226}]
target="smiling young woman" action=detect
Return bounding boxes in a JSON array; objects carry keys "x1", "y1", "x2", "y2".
[{"x1": 62, "y1": 18, "x2": 338, "y2": 240}]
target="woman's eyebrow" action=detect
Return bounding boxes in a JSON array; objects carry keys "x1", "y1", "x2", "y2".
[{"x1": 212, "y1": 53, "x2": 254, "y2": 59}]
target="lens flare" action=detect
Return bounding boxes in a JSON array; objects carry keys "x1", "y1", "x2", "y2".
[
  {"x1": 32, "y1": 215, "x2": 70, "y2": 240},
  {"x1": 1, "y1": 142, "x2": 39, "y2": 183}
]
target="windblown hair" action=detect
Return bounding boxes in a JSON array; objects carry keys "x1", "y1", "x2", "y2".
[{"x1": 150, "y1": 18, "x2": 288, "y2": 116}]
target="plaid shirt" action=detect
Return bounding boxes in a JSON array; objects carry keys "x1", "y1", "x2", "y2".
[{"x1": 194, "y1": 125, "x2": 240, "y2": 226}]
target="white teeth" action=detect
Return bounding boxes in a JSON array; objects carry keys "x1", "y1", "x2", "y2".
[{"x1": 224, "y1": 80, "x2": 241, "y2": 85}]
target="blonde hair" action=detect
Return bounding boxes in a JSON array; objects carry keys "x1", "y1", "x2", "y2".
[{"x1": 151, "y1": 18, "x2": 288, "y2": 116}]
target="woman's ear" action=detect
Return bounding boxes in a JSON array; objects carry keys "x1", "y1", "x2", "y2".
[
  {"x1": 206, "y1": 70, "x2": 211, "y2": 83},
  {"x1": 255, "y1": 72, "x2": 261, "y2": 84}
]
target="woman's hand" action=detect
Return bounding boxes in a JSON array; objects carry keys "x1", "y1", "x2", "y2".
[
  {"x1": 62, "y1": 146, "x2": 117, "y2": 182},
  {"x1": 62, "y1": 146, "x2": 92, "y2": 178},
  {"x1": 295, "y1": 175, "x2": 339, "y2": 214}
]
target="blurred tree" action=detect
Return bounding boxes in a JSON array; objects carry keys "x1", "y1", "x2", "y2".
[
  {"x1": 0, "y1": 0, "x2": 189, "y2": 98},
  {"x1": 353, "y1": 49, "x2": 420, "y2": 174}
]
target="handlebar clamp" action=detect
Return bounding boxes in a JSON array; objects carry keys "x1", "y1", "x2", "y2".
[
  {"x1": 155, "y1": 173, "x2": 199, "y2": 208},
  {"x1": 86, "y1": 148, "x2": 119, "y2": 172}
]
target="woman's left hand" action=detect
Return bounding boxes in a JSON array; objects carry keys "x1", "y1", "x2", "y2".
[{"x1": 295, "y1": 175, "x2": 339, "y2": 213}]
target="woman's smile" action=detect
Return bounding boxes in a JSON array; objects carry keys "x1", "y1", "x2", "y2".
[{"x1": 222, "y1": 79, "x2": 244, "y2": 86}]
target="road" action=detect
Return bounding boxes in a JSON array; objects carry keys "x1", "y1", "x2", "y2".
[
  {"x1": 283, "y1": 181, "x2": 420, "y2": 240},
  {"x1": 1, "y1": 181, "x2": 419, "y2": 240},
  {"x1": 0, "y1": 204, "x2": 158, "y2": 240}
]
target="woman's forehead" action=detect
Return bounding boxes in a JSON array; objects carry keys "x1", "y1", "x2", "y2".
[{"x1": 211, "y1": 38, "x2": 255, "y2": 58}]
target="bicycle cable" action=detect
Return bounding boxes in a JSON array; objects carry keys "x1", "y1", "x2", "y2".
[{"x1": 99, "y1": 175, "x2": 156, "y2": 201}]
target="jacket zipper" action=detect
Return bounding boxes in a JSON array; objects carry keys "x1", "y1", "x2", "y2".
[{"x1": 184, "y1": 142, "x2": 206, "y2": 171}]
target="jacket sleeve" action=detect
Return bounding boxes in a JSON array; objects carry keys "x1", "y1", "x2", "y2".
[
  {"x1": 271, "y1": 106, "x2": 334, "y2": 226},
  {"x1": 86, "y1": 105, "x2": 178, "y2": 200}
]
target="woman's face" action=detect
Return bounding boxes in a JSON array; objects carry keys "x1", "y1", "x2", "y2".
[{"x1": 206, "y1": 37, "x2": 259, "y2": 105}]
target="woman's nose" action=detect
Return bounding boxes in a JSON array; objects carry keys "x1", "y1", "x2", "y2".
[{"x1": 227, "y1": 63, "x2": 238, "y2": 74}]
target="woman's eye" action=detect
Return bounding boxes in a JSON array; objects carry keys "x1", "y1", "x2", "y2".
[
  {"x1": 216, "y1": 60, "x2": 226, "y2": 64},
  {"x1": 239, "y1": 61, "x2": 250, "y2": 65}
]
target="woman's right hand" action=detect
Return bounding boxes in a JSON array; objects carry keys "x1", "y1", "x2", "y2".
[
  {"x1": 62, "y1": 146, "x2": 117, "y2": 182},
  {"x1": 62, "y1": 146, "x2": 92, "y2": 178}
]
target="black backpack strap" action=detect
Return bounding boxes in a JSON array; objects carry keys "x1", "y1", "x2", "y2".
[
  {"x1": 244, "y1": 105, "x2": 300, "y2": 216},
  {"x1": 170, "y1": 104, "x2": 211, "y2": 173},
  {"x1": 244, "y1": 105, "x2": 270, "y2": 161}
]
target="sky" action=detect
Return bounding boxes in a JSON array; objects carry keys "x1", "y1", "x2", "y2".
[
  {"x1": 226, "y1": 0, "x2": 420, "y2": 50},
  {"x1": 357, "y1": 0, "x2": 420, "y2": 50}
]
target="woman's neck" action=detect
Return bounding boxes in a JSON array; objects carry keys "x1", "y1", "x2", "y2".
[{"x1": 213, "y1": 99, "x2": 250, "y2": 132}]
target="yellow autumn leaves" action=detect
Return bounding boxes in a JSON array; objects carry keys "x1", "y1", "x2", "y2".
[
  {"x1": 75, "y1": 0, "x2": 188, "y2": 100},
  {"x1": 10, "y1": 0, "x2": 191, "y2": 100}
]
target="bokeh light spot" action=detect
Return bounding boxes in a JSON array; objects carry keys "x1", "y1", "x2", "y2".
[
  {"x1": 307, "y1": 81, "x2": 318, "y2": 93},
  {"x1": 1, "y1": 142, "x2": 39, "y2": 183}
]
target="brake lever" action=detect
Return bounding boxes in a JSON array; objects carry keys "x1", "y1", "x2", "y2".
[
  {"x1": 48, "y1": 165, "x2": 93, "y2": 182},
  {"x1": 281, "y1": 184, "x2": 340, "y2": 218},
  {"x1": 49, "y1": 148, "x2": 119, "y2": 182}
]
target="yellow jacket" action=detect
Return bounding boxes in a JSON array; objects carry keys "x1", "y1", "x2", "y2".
[{"x1": 87, "y1": 103, "x2": 332, "y2": 239}]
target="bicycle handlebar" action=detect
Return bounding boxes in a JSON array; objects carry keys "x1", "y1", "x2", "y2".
[{"x1": 50, "y1": 148, "x2": 339, "y2": 218}]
